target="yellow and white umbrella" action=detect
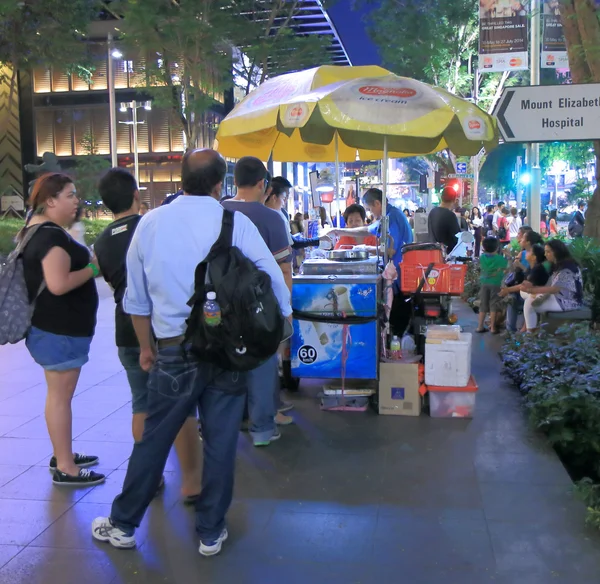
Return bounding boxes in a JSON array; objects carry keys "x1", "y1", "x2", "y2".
[
  {"x1": 216, "y1": 65, "x2": 498, "y2": 262},
  {"x1": 216, "y1": 65, "x2": 499, "y2": 162}
]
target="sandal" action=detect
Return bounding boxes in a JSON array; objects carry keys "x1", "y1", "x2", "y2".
[{"x1": 475, "y1": 328, "x2": 488, "y2": 333}]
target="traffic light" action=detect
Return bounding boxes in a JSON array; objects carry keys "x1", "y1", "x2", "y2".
[
  {"x1": 419, "y1": 174, "x2": 428, "y2": 193},
  {"x1": 446, "y1": 179, "x2": 461, "y2": 195},
  {"x1": 435, "y1": 170, "x2": 442, "y2": 190},
  {"x1": 463, "y1": 180, "x2": 472, "y2": 202}
]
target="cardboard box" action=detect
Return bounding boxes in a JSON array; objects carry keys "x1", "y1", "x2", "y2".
[
  {"x1": 378, "y1": 361, "x2": 422, "y2": 416},
  {"x1": 425, "y1": 333, "x2": 472, "y2": 387}
]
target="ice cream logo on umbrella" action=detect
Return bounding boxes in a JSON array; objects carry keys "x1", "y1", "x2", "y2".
[
  {"x1": 283, "y1": 103, "x2": 310, "y2": 127},
  {"x1": 462, "y1": 116, "x2": 487, "y2": 139},
  {"x1": 357, "y1": 86, "x2": 417, "y2": 99}
]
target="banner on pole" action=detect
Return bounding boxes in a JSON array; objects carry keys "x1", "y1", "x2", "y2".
[
  {"x1": 541, "y1": 0, "x2": 568, "y2": 69},
  {"x1": 479, "y1": 0, "x2": 529, "y2": 72}
]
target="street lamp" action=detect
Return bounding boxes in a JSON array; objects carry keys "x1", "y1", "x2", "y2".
[
  {"x1": 119, "y1": 101, "x2": 152, "y2": 186},
  {"x1": 107, "y1": 33, "x2": 121, "y2": 168}
]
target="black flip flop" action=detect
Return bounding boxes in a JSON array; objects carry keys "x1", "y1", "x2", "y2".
[{"x1": 475, "y1": 328, "x2": 489, "y2": 333}]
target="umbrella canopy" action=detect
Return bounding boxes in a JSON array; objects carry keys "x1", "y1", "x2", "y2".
[{"x1": 216, "y1": 66, "x2": 499, "y2": 162}]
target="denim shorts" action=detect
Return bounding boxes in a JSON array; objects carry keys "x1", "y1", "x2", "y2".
[
  {"x1": 26, "y1": 327, "x2": 92, "y2": 371},
  {"x1": 118, "y1": 347, "x2": 150, "y2": 415}
]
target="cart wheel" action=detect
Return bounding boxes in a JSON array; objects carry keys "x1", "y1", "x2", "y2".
[{"x1": 281, "y1": 360, "x2": 300, "y2": 392}]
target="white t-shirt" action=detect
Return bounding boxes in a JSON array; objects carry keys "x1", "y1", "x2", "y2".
[{"x1": 508, "y1": 216, "x2": 522, "y2": 238}]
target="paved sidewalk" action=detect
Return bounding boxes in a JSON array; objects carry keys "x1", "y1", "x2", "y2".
[{"x1": 0, "y1": 281, "x2": 599, "y2": 584}]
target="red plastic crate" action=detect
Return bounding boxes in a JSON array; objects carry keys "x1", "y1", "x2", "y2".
[
  {"x1": 402, "y1": 248, "x2": 443, "y2": 266},
  {"x1": 400, "y1": 263, "x2": 467, "y2": 295}
]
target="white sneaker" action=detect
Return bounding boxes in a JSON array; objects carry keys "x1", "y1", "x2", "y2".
[
  {"x1": 199, "y1": 528, "x2": 228, "y2": 557},
  {"x1": 92, "y1": 517, "x2": 136, "y2": 549}
]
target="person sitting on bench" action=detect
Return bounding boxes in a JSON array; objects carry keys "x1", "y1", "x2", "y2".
[{"x1": 520, "y1": 240, "x2": 584, "y2": 332}]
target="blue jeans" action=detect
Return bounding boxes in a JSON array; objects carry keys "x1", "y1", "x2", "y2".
[
  {"x1": 506, "y1": 293, "x2": 524, "y2": 332},
  {"x1": 247, "y1": 354, "x2": 279, "y2": 443},
  {"x1": 117, "y1": 347, "x2": 150, "y2": 415},
  {"x1": 110, "y1": 345, "x2": 247, "y2": 541}
]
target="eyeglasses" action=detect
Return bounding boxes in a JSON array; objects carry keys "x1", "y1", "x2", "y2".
[{"x1": 263, "y1": 176, "x2": 270, "y2": 192}]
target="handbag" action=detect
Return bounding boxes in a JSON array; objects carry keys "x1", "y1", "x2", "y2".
[{"x1": 504, "y1": 270, "x2": 524, "y2": 287}]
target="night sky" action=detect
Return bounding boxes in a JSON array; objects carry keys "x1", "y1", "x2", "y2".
[{"x1": 328, "y1": 2, "x2": 381, "y2": 66}]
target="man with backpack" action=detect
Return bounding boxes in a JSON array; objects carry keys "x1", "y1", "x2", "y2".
[
  {"x1": 223, "y1": 157, "x2": 293, "y2": 446},
  {"x1": 568, "y1": 200, "x2": 586, "y2": 238},
  {"x1": 91, "y1": 149, "x2": 291, "y2": 557}
]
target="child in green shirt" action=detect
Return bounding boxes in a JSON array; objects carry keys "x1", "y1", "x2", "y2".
[{"x1": 477, "y1": 236, "x2": 509, "y2": 334}]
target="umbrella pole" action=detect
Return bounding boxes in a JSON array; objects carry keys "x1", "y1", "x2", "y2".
[
  {"x1": 334, "y1": 132, "x2": 341, "y2": 228},
  {"x1": 382, "y1": 135, "x2": 389, "y2": 267}
]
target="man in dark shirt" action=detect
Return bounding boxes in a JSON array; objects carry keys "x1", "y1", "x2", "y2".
[
  {"x1": 428, "y1": 186, "x2": 460, "y2": 253},
  {"x1": 95, "y1": 168, "x2": 201, "y2": 498},
  {"x1": 222, "y1": 157, "x2": 293, "y2": 446}
]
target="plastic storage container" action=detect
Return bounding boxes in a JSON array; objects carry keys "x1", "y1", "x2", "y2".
[
  {"x1": 401, "y1": 263, "x2": 467, "y2": 295},
  {"x1": 425, "y1": 333, "x2": 472, "y2": 387},
  {"x1": 428, "y1": 375, "x2": 478, "y2": 418},
  {"x1": 426, "y1": 325, "x2": 461, "y2": 341}
]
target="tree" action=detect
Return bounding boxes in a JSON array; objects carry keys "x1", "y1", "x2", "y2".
[
  {"x1": 73, "y1": 132, "x2": 110, "y2": 217},
  {"x1": 233, "y1": 0, "x2": 332, "y2": 96},
  {"x1": 113, "y1": 0, "x2": 331, "y2": 149},
  {"x1": 0, "y1": 0, "x2": 97, "y2": 134},
  {"x1": 539, "y1": 141, "x2": 595, "y2": 177},
  {"x1": 558, "y1": 0, "x2": 600, "y2": 238},
  {"x1": 479, "y1": 143, "x2": 523, "y2": 196}
]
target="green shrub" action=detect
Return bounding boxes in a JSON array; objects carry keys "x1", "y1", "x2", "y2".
[
  {"x1": 0, "y1": 217, "x2": 112, "y2": 256},
  {"x1": 501, "y1": 325, "x2": 600, "y2": 527},
  {"x1": 0, "y1": 218, "x2": 23, "y2": 256},
  {"x1": 461, "y1": 260, "x2": 480, "y2": 310},
  {"x1": 569, "y1": 237, "x2": 600, "y2": 320}
]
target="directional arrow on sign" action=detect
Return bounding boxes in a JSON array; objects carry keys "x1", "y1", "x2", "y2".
[{"x1": 493, "y1": 83, "x2": 600, "y2": 143}]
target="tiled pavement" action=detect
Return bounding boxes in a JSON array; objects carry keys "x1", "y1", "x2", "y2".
[{"x1": 0, "y1": 280, "x2": 599, "y2": 584}]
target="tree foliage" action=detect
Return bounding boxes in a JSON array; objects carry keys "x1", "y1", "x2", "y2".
[
  {"x1": 113, "y1": 0, "x2": 331, "y2": 148},
  {"x1": 234, "y1": 0, "x2": 332, "y2": 95},
  {"x1": 539, "y1": 141, "x2": 595, "y2": 176},
  {"x1": 73, "y1": 132, "x2": 110, "y2": 214},
  {"x1": 0, "y1": 0, "x2": 98, "y2": 131},
  {"x1": 479, "y1": 142, "x2": 523, "y2": 195}
]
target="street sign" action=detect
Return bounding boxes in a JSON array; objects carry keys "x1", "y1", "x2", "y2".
[
  {"x1": 494, "y1": 83, "x2": 600, "y2": 143},
  {"x1": 448, "y1": 174, "x2": 474, "y2": 179},
  {"x1": 456, "y1": 162, "x2": 468, "y2": 174}
]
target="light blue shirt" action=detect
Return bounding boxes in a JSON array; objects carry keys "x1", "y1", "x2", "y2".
[
  {"x1": 123, "y1": 195, "x2": 292, "y2": 339},
  {"x1": 368, "y1": 204, "x2": 414, "y2": 267}
]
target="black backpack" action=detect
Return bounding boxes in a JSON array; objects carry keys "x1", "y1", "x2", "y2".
[
  {"x1": 568, "y1": 213, "x2": 584, "y2": 238},
  {"x1": 184, "y1": 209, "x2": 285, "y2": 372}
]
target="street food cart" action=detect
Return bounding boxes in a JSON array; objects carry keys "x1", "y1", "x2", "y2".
[
  {"x1": 290, "y1": 253, "x2": 381, "y2": 382},
  {"x1": 215, "y1": 64, "x2": 499, "y2": 412}
]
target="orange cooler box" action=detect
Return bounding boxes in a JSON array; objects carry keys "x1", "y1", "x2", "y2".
[
  {"x1": 427, "y1": 375, "x2": 478, "y2": 418},
  {"x1": 402, "y1": 243, "x2": 444, "y2": 266},
  {"x1": 401, "y1": 263, "x2": 467, "y2": 295}
]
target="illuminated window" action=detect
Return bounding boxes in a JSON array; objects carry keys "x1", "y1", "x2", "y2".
[
  {"x1": 116, "y1": 118, "x2": 131, "y2": 154},
  {"x1": 54, "y1": 110, "x2": 73, "y2": 156},
  {"x1": 33, "y1": 68, "x2": 51, "y2": 93},
  {"x1": 71, "y1": 73, "x2": 90, "y2": 92},
  {"x1": 73, "y1": 109, "x2": 92, "y2": 155},
  {"x1": 91, "y1": 109, "x2": 110, "y2": 155},
  {"x1": 136, "y1": 110, "x2": 150, "y2": 154},
  {"x1": 90, "y1": 46, "x2": 108, "y2": 91},
  {"x1": 35, "y1": 110, "x2": 55, "y2": 155},
  {"x1": 51, "y1": 70, "x2": 70, "y2": 92},
  {"x1": 123, "y1": 60, "x2": 134, "y2": 73},
  {"x1": 150, "y1": 109, "x2": 170, "y2": 153}
]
